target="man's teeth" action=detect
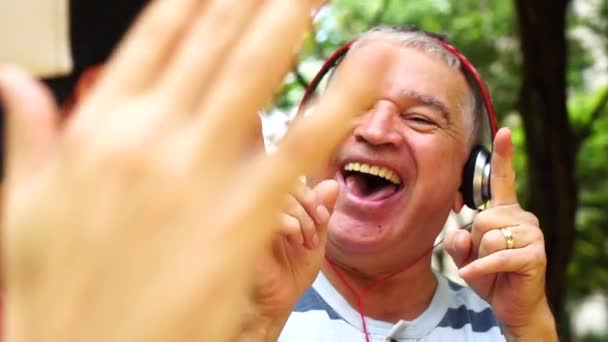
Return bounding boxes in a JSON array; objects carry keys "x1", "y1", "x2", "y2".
[{"x1": 344, "y1": 162, "x2": 402, "y2": 185}]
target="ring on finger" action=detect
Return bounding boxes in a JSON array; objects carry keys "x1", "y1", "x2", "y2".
[{"x1": 500, "y1": 227, "x2": 515, "y2": 249}]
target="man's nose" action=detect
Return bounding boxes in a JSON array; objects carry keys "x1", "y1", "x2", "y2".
[{"x1": 354, "y1": 100, "x2": 403, "y2": 147}]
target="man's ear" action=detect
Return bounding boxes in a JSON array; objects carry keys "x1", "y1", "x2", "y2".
[{"x1": 452, "y1": 190, "x2": 465, "y2": 214}]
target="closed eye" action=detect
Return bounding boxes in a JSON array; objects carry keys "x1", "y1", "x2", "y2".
[
  {"x1": 401, "y1": 113, "x2": 437, "y2": 126},
  {"x1": 411, "y1": 116, "x2": 433, "y2": 124}
]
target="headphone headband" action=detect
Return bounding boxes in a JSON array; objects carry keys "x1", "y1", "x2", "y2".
[{"x1": 298, "y1": 36, "x2": 498, "y2": 139}]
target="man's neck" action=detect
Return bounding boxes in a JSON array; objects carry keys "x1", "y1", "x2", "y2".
[{"x1": 321, "y1": 257, "x2": 437, "y2": 323}]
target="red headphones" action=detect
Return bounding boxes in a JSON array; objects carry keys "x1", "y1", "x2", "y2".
[{"x1": 298, "y1": 33, "x2": 498, "y2": 209}]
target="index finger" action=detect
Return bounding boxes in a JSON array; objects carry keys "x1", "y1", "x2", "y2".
[{"x1": 490, "y1": 127, "x2": 518, "y2": 206}]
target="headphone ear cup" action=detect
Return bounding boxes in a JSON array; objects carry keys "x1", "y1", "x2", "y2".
[{"x1": 460, "y1": 146, "x2": 492, "y2": 209}]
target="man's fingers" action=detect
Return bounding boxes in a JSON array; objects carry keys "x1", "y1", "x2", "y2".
[
  {"x1": 277, "y1": 181, "x2": 338, "y2": 249},
  {"x1": 282, "y1": 194, "x2": 318, "y2": 249},
  {"x1": 290, "y1": 182, "x2": 324, "y2": 225},
  {"x1": 276, "y1": 213, "x2": 305, "y2": 246},
  {"x1": 158, "y1": 0, "x2": 263, "y2": 112},
  {"x1": 0, "y1": 66, "x2": 59, "y2": 183},
  {"x1": 444, "y1": 229, "x2": 474, "y2": 268},
  {"x1": 458, "y1": 246, "x2": 544, "y2": 281},
  {"x1": 190, "y1": 0, "x2": 315, "y2": 175},
  {"x1": 469, "y1": 208, "x2": 539, "y2": 253},
  {"x1": 475, "y1": 225, "x2": 542, "y2": 259},
  {"x1": 490, "y1": 127, "x2": 517, "y2": 207},
  {"x1": 93, "y1": 0, "x2": 205, "y2": 97}
]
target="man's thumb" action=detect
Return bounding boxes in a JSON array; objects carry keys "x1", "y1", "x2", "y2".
[
  {"x1": 0, "y1": 66, "x2": 59, "y2": 182},
  {"x1": 444, "y1": 229, "x2": 474, "y2": 269},
  {"x1": 313, "y1": 179, "x2": 339, "y2": 212}
]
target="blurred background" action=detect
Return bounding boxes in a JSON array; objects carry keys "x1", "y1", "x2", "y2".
[
  {"x1": 262, "y1": 1, "x2": 608, "y2": 341},
  {"x1": 1, "y1": 0, "x2": 607, "y2": 341}
]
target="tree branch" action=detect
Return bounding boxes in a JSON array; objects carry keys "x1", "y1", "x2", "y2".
[
  {"x1": 575, "y1": 87, "x2": 608, "y2": 150},
  {"x1": 292, "y1": 66, "x2": 309, "y2": 90}
]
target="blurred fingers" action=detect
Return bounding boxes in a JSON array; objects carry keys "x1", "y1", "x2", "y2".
[
  {"x1": 0, "y1": 66, "x2": 59, "y2": 183},
  {"x1": 93, "y1": 0, "x2": 206, "y2": 97},
  {"x1": 158, "y1": 0, "x2": 264, "y2": 112},
  {"x1": 183, "y1": 13, "x2": 389, "y2": 269},
  {"x1": 223, "y1": 44, "x2": 389, "y2": 246},
  {"x1": 190, "y1": 0, "x2": 317, "y2": 175}
]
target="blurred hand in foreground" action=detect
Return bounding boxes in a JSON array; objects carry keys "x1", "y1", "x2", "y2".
[{"x1": 0, "y1": 0, "x2": 388, "y2": 341}]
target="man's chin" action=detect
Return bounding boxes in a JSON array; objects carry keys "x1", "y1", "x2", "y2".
[{"x1": 326, "y1": 213, "x2": 396, "y2": 254}]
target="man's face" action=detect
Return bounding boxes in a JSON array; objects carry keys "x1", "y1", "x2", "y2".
[{"x1": 325, "y1": 39, "x2": 471, "y2": 271}]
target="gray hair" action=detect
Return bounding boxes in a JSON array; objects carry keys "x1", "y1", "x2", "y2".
[{"x1": 349, "y1": 26, "x2": 490, "y2": 147}]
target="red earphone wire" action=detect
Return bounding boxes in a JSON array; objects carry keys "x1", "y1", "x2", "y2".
[
  {"x1": 325, "y1": 243, "x2": 436, "y2": 342},
  {"x1": 433, "y1": 41, "x2": 498, "y2": 137}
]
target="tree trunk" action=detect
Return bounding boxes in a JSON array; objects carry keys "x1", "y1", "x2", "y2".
[{"x1": 514, "y1": 0, "x2": 576, "y2": 337}]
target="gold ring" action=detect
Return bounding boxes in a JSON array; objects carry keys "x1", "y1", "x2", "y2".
[{"x1": 500, "y1": 227, "x2": 515, "y2": 249}]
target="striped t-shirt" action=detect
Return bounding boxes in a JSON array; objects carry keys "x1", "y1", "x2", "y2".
[{"x1": 279, "y1": 271, "x2": 505, "y2": 341}]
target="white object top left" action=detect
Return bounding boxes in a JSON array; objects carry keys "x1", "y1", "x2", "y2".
[{"x1": 0, "y1": 0, "x2": 73, "y2": 77}]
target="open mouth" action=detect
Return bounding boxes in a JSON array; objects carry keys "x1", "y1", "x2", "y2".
[{"x1": 342, "y1": 162, "x2": 403, "y2": 201}]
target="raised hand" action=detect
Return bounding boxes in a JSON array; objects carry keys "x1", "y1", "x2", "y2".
[
  {"x1": 445, "y1": 128, "x2": 558, "y2": 341},
  {"x1": 0, "y1": 1, "x2": 387, "y2": 341},
  {"x1": 237, "y1": 180, "x2": 338, "y2": 340}
]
